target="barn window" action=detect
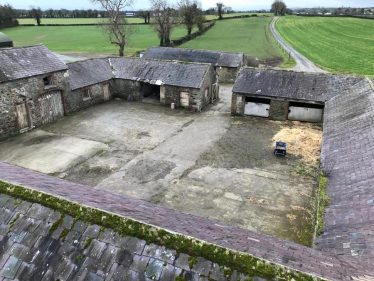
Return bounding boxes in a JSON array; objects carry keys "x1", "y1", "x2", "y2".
[
  {"x1": 43, "y1": 75, "x2": 52, "y2": 86},
  {"x1": 83, "y1": 89, "x2": 92, "y2": 101}
]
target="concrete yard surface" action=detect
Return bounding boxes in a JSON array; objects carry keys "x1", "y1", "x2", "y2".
[{"x1": 0, "y1": 85, "x2": 322, "y2": 245}]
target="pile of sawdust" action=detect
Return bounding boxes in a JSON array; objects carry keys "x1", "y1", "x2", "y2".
[{"x1": 272, "y1": 122, "x2": 322, "y2": 165}]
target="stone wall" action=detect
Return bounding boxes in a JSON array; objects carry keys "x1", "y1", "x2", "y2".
[
  {"x1": 112, "y1": 79, "x2": 142, "y2": 101},
  {"x1": 269, "y1": 99, "x2": 289, "y2": 121},
  {"x1": 231, "y1": 93, "x2": 245, "y2": 115},
  {"x1": 0, "y1": 71, "x2": 67, "y2": 140},
  {"x1": 64, "y1": 82, "x2": 112, "y2": 114},
  {"x1": 216, "y1": 67, "x2": 239, "y2": 84}
]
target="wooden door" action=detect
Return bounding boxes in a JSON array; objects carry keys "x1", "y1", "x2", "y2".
[
  {"x1": 38, "y1": 91, "x2": 64, "y2": 125},
  {"x1": 180, "y1": 92, "x2": 190, "y2": 107},
  {"x1": 15, "y1": 103, "x2": 30, "y2": 130}
]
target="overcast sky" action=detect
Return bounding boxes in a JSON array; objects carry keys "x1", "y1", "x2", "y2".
[{"x1": 1, "y1": 0, "x2": 373, "y2": 10}]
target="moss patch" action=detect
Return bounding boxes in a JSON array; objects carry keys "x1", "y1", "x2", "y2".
[
  {"x1": 49, "y1": 214, "x2": 65, "y2": 234},
  {"x1": 0, "y1": 180, "x2": 327, "y2": 281},
  {"x1": 188, "y1": 256, "x2": 197, "y2": 269},
  {"x1": 315, "y1": 173, "x2": 330, "y2": 236}
]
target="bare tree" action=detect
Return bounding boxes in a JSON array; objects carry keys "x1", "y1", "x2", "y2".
[
  {"x1": 150, "y1": 0, "x2": 179, "y2": 46},
  {"x1": 31, "y1": 7, "x2": 42, "y2": 26},
  {"x1": 178, "y1": 0, "x2": 200, "y2": 35},
  {"x1": 216, "y1": 3, "x2": 224, "y2": 20},
  {"x1": 271, "y1": 1, "x2": 287, "y2": 16},
  {"x1": 138, "y1": 10, "x2": 151, "y2": 24},
  {"x1": 92, "y1": 0, "x2": 133, "y2": 57}
]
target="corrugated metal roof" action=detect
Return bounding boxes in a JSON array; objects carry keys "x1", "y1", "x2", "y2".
[
  {"x1": 68, "y1": 59, "x2": 113, "y2": 91},
  {"x1": 143, "y1": 47, "x2": 244, "y2": 68},
  {"x1": 0, "y1": 45, "x2": 67, "y2": 83},
  {"x1": 110, "y1": 57, "x2": 210, "y2": 89},
  {"x1": 233, "y1": 68, "x2": 364, "y2": 102}
]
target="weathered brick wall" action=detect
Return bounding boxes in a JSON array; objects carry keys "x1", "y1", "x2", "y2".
[
  {"x1": 64, "y1": 83, "x2": 112, "y2": 114},
  {"x1": 112, "y1": 79, "x2": 141, "y2": 101},
  {"x1": 269, "y1": 100, "x2": 289, "y2": 121},
  {"x1": 216, "y1": 67, "x2": 239, "y2": 84},
  {"x1": 0, "y1": 71, "x2": 67, "y2": 140}
]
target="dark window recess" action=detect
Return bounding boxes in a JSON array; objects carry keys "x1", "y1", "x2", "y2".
[
  {"x1": 245, "y1": 96, "x2": 271, "y2": 104},
  {"x1": 43, "y1": 76, "x2": 52, "y2": 86},
  {"x1": 83, "y1": 89, "x2": 91, "y2": 100},
  {"x1": 289, "y1": 102, "x2": 324, "y2": 109}
]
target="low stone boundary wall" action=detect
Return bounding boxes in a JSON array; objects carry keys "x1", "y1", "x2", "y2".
[{"x1": 0, "y1": 161, "x2": 372, "y2": 281}]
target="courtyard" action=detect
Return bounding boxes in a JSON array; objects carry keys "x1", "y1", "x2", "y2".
[{"x1": 0, "y1": 85, "x2": 322, "y2": 246}]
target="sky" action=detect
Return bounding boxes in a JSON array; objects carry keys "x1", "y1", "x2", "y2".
[{"x1": 1, "y1": 0, "x2": 373, "y2": 10}]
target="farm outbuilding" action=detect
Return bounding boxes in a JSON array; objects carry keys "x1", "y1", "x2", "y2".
[
  {"x1": 110, "y1": 57, "x2": 218, "y2": 111},
  {"x1": 66, "y1": 58, "x2": 113, "y2": 113},
  {"x1": 232, "y1": 68, "x2": 363, "y2": 122},
  {"x1": 0, "y1": 32, "x2": 13, "y2": 48},
  {"x1": 0, "y1": 45, "x2": 68, "y2": 139},
  {"x1": 143, "y1": 47, "x2": 245, "y2": 83}
]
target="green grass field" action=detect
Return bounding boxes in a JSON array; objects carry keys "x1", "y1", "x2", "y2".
[
  {"x1": 17, "y1": 14, "x2": 269, "y2": 25},
  {"x1": 276, "y1": 16, "x2": 374, "y2": 76},
  {"x1": 181, "y1": 17, "x2": 292, "y2": 65},
  {"x1": 0, "y1": 25, "x2": 193, "y2": 55}
]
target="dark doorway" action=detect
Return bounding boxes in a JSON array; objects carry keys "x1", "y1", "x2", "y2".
[{"x1": 141, "y1": 83, "x2": 160, "y2": 100}]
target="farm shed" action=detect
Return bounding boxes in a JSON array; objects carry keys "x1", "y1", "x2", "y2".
[
  {"x1": 232, "y1": 68, "x2": 362, "y2": 122},
  {"x1": 0, "y1": 45, "x2": 68, "y2": 140},
  {"x1": 0, "y1": 32, "x2": 13, "y2": 48},
  {"x1": 143, "y1": 47, "x2": 245, "y2": 83},
  {"x1": 66, "y1": 59, "x2": 113, "y2": 113},
  {"x1": 110, "y1": 57, "x2": 217, "y2": 111}
]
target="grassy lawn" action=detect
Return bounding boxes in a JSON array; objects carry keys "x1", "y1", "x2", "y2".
[
  {"x1": 17, "y1": 14, "x2": 271, "y2": 25},
  {"x1": 0, "y1": 25, "x2": 192, "y2": 56},
  {"x1": 18, "y1": 17, "x2": 144, "y2": 24},
  {"x1": 276, "y1": 16, "x2": 374, "y2": 76},
  {"x1": 181, "y1": 17, "x2": 293, "y2": 66}
]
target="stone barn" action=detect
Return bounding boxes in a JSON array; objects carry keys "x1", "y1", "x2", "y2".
[
  {"x1": 110, "y1": 57, "x2": 217, "y2": 112},
  {"x1": 0, "y1": 32, "x2": 13, "y2": 48},
  {"x1": 0, "y1": 45, "x2": 68, "y2": 140},
  {"x1": 232, "y1": 68, "x2": 362, "y2": 122},
  {"x1": 65, "y1": 59, "x2": 113, "y2": 114},
  {"x1": 143, "y1": 47, "x2": 245, "y2": 83}
]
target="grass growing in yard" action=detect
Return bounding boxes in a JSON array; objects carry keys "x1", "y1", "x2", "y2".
[
  {"x1": 181, "y1": 17, "x2": 294, "y2": 67},
  {"x1": 276, "y1": 16, "x2": 374, "y2": 76},
  {"x1": 0, "y1": 25, "x2": 191, "y2": 56}
]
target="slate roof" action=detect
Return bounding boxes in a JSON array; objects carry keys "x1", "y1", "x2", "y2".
[
  {"x1": 316, "y1": 78, "x2": 374, "y2": 263},
  {"x1": 143, "y1": 47, "x2": 244, "y2": 68},
  {"x1": 0, "y1": 45, "x2": 67, "y2": 83},
  {"x1": 233, "y1": 68, "x2": 364, "y2": 103},
  {"x1": 68, "y1": 58, "x2": 113, "y2": 90},
  {"x1": 110, "y1": 57, "x2": 210, "y2": 89}
]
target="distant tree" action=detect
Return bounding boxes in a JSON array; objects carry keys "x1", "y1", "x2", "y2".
[
  {"x1": 178, "y1": 0, "x2": 203, "y2": 35},
  {"x1": 138, "y1": 10, "x2": 151, "y2": 24},
  {"x1": 271, "y1": 1, "x2": 287, "y2": 16},
  {"x1": 150, "y1": 0, "x2": 179, "y2": 46},
  {"x1": 0, "y1": 4, "x2": 18, "y2": 28},
  {"x1": 91, "y1": 0, "x2": 133, "y2": 57},
  {"x1": 216, "y1": 3, "x2": 224, "y2": 19},
  {"x1": 31, "y1": 7, "x2": 42, "y2": 25}
]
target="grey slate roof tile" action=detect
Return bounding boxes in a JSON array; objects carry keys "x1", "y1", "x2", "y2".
[
  {"x1": 316, "y1": 78, "x2": 374, "y2": 263},
  {"x1": 110, "y1": 57, "x2": 210, "y2": 89},
  {"x1": 233, "y1": 67, "x2": 364, "y2": 102},
  {"x1": 0, "y1": 45, "x2": 67, "y2": 83},
  {"x1": 143, "y1": 47, "x2": 244, "y2": 68},
  {"x1": 68, "y1": 59, "x2": 113, "y2": 91}
]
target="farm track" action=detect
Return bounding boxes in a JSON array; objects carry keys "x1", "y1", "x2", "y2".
[{"x1": 270, "y1": 17, "x2": 327, "y2": 73}]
